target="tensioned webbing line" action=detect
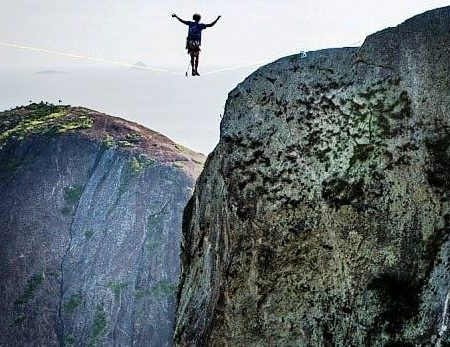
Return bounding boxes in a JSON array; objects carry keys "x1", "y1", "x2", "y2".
[
  {"x1": 0, "y1": 40, "x2": 362, "y2": 76},
  {"x1": 0, "y1": 41, "x2": 185, "y2": 74},
  {"x1": 0, "y1": 41, "x2": 269, "y2": 75}
]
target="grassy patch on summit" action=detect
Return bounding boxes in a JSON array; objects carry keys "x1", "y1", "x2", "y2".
[{"x1": 0, "y1": 102, "x2": 93, "y2": 148}]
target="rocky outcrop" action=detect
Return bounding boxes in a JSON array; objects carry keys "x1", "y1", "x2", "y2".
[
  {"x1": 175, "y1": 7, "x2": 450, "y2": 346},
  {"x1": 0, "y1": 103, "x2": 204, "y2": 346}
]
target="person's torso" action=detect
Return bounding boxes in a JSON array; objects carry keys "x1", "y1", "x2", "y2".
[{"x1": 187, "y1": 22, "x2": 205, "y2": 41}]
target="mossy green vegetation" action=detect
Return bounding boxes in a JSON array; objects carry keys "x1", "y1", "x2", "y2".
[
  {"x1": 14, "y1": 272, "x2": 44, "y2": 305},
  {"x1": 130, "y1": 156, "x2": 156, "y2": 174},
  {"x1": 0, "y1": 102, "x2": 94, "y2": 148},
  {"x1": 61, "y1": 184, "x2": 84, "y2": 216},
  {"x1": 174, "y1": 143, "x2": 188, "y2": 152},
  {"x1": 130, "y1": 157, "x2": 143, "y2": 173},
  {"x1": 117, "y1": 140, "x2": 134, "y2": 148},
  {"x1": 63, "y1": 293, "x2": 82, "y2": 313},
  {"x1": 119, "y1": 155, "x2": 156, "y2": 195},
  {"x1": 64, "y1": 333, "x2": 76, "y2": 346},
  {"x1": 56, "y1": 115, "x2": 93, "y2": 133},
  {"x1": 84, "y1": 229, "x2": 94, "y2": 240},
  {"x1": 125, "y1": 132, "x2": 142, "y2": 143},
  {"x1": 64, "y1": 185, "x2": 83, "y2": 204},
  {"x1": 107, "y1": 281, "x2": 129, "y2": 299},
  {"x1": 102, "y1": 134, "x2": 114, "y2": 149},
  {"x1": 151, "y1": 280, "x2": 177, "y2": 298},
  {"x1": 88, "y1": 303, "x2": 108, "y2": 346},
  {"x1": 102, "y1": 132, "x2": 145, "y2": 150}
]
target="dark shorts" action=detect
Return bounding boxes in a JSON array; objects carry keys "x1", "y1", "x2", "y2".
[{"x1": 186, "y1": 40, "x2": 201, "y2": 54}]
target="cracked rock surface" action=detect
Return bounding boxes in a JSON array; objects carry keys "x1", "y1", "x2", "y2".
[
  {"x1": 0, "y1": 104, "x2": 204, "y2": 346},
  {"x1": 175, "y1": 7, "x2": 450, "y2": 346}
]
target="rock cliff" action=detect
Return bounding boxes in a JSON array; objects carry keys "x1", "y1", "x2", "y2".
[
  {"x1": 175, "y1": 7, "x2": 450, "y2": 346},
  {"x1": 0, "y1": 103, "x2": 204, "y2": 346}
]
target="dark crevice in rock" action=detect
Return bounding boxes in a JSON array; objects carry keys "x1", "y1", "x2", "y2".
[
  {"x1": 353, "y1": 57, "x2": 395, "y2": 72},
  {"x1": 368, "y1": 273, "x2": 421, "y2": 336},
  {"x1": 321, "y1": 177, "x2": 365, "y2": 208},
  {"x1": 426, "y1": 131, "x2": 450, "y2": 192},
  {"x1": 58, "y1": 181, "x2": 90, "y2": 347}
]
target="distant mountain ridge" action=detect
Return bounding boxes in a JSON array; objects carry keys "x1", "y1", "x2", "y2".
[
  {"x1": 34, "y1": 70, "x2": 65, "y2": 75},
  {"x1": 131, "y1": 61, "x2": 150, "y2": 71}
]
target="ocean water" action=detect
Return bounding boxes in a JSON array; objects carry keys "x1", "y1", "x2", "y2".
[{"x1": 0, "y1": 66, "x2": 256, "y2": 154}]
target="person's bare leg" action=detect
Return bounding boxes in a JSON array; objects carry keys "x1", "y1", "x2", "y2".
[
  {"x1": 194, "y1": 53, "x2": 200, "y2": 75},
  {"x1": 190, "y1": 53, "x2": 196, "y2": 75}
]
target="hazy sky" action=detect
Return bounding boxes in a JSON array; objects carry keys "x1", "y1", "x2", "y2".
[
  {"x1": 1, "y1": 1, "x2": 449, "y2": 154},
  {"x1": 1, "y1": 0, "x2": 449, "y2": 69}
]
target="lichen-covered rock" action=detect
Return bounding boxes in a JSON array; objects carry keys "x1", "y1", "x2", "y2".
[
  {"x1": 175, "y1": 7, "x2": 450, "y2": 346},
  {"x1": 0, "y1": 103, "x2": 204, "y2": 346}
]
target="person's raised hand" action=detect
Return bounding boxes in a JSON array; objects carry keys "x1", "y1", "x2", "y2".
[{"x1": 172, "y1": 13, "x2": 177, "y2": 18}]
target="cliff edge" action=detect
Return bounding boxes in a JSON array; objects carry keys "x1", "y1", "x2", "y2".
[{"x1": 175, "y1": 7, "x2": 450, "y2": 346}]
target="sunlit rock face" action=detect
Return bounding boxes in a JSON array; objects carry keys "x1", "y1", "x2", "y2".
[
  {"x1": 0, "y1": 104, "x2": 204, "y2": 346},
  {"x1": 175, "y1": 7, "x2": 450, "y2": 346}
]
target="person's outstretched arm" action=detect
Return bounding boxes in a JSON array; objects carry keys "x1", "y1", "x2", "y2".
[
  {"x1": 205, "y1": 15, "x2": 221, "y2": 27},
  {"x1": 172, "y1": 14, "x2": 189, "y2": 25}
]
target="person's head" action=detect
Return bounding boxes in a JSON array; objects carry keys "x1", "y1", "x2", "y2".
[{"x1": 193, "y1": 13, "x2": 201, "y2": 22}]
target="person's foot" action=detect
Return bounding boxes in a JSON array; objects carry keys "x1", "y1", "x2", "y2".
[
  {"x1": 194, "y1": 71, "x2": 200, "y2": 76},
  {"x1": 192, "y1": 70, "x2": 196, "y2": 76}
]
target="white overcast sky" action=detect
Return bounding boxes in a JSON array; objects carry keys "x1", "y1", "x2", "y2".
[{"x1": 1, "y1": 0, "x2": 449, "y2": 69}]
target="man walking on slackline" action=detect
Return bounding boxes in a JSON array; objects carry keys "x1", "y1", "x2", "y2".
[{"x1": 172, "y1": 13, "x2": 221, "y2": 76}]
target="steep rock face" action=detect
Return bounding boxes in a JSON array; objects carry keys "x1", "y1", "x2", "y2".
[
  {"x1": 0, "y1": 103, "x2": 204, "y2": 346},
  {"x1": 175, "y1": 7, "x2": 450, "y2": 346}
]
